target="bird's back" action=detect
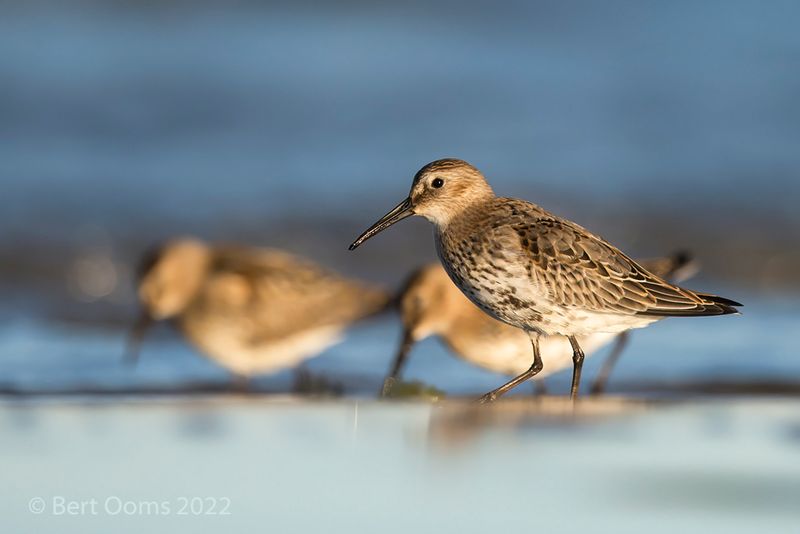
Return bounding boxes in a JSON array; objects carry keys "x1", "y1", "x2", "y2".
[
  {"x1": 213, "y1": 246, "x2": 389, "y2": 332},
  {"x1": 437, "y1": 197, "x2": 739, "y2": 336},
  {"x1": 180, "y1": 246, "x2": 390, "y2": 375}
]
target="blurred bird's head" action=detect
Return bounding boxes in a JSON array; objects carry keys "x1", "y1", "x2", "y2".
[
  {"x1": 398, "y1": 264, "x2": 469, "y2": 342},
  {"x1": 136, "y1": 238, "x2": 211, "y2": 320},
  {"x1": 125, "y1": 238, "x2": 211, "y2": 365}
]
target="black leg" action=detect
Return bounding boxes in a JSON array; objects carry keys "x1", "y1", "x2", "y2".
[
  {"x1": 567, "y1": 336, "x2": 585, "y2": 400},
  {"x1": 590, "y1": 331, "x2": 629, "y2": 395},
  {"x1": 381, "y1": 327, "x2": 414, "y2": 397},
  {"x1": 479, "y1": 332, "x2": 543, "y2": 403}
]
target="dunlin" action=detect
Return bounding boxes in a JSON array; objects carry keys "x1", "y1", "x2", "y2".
[
  {"x1": 384, "y1": 252, "x2": 697, "y2": 397},
  {"x1": 128, "y1": 238, "x2": 390, "y2": 387},
  {"x1": 350, "y1": 159, "x2": 741, "y2": 401}
]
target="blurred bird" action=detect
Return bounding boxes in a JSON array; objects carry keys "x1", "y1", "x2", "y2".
[
  {"x1": 350, "y1": 158, "x2": 741, "y2": 401},
  {"x1": 127, "y1": 238, "x2": 390, "y2": 389},
  {"x1": 384, "y1": 252, "x2": 697, "y2": 397}
]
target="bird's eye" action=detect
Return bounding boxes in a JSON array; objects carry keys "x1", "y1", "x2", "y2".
[{"x1": 432, "y1": 178, "x2": 444, "y2": 189}]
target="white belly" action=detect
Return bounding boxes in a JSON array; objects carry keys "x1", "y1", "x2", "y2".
[
  {"x1": 185, "y1": 323, "x2": 345, "y2": 376},
  {"x1": 436, "y1": 236, "x2": 659, "y2": 336}
]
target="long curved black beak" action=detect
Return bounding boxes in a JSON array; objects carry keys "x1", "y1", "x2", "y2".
[
  {"x1": 124, "y1": 309, "x2": 153, "y2": 366},
  {"x1": 349, "y1": 197, "x2": 414, "y2": 250}
]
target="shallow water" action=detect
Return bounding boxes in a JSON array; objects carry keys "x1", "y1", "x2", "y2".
[
  {"x1": 1, "y1": 295, "x2": 797, "y2": 397},
  {"x1": 2, "y1": 397, "x2": 799, "y2": 533}
]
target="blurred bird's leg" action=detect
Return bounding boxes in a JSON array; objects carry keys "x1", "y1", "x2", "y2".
[
  {"x1": 567, "y1": 336, "x2": 585, "y2": 400},
  {"x1": 531, "y1": 379, "x2": 548, "y2": 397},
  {"x1": 381, "y1": 328, "x2": 414, "y2": 397},
  {"x1": 292, "y1": 365, "x2": 342, "y2": 396},
  {"x1": 124, "y1": 309, "x2": 153, "y2": 366},
  {"x1": 231, "y1": 373, "x2": 250, "y2": 393},
  {"x1": 478, "y1": 331, "x2": 543, "y2": 403},
  {"x1": 292, "y1": 365, "x2": 312, "y2": 393},
  {"x1": 590, "y1": 332, "x2": 630, "y2": 395}
]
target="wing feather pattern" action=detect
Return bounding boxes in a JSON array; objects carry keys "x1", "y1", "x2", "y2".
[
  {"x1": 494, "y1": 200, "x2": 741, "y2": 317},
  {"x1": 209, "y1": 246, "x2": 390, "y2": 344}
]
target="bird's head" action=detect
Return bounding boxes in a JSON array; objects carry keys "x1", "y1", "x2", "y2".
[
  {"x1": 349, "y1": 159, "x2": 494, "y2": 249},
  {"x1": 136, "y1": 238, "x2": 211, "y2": 320}
]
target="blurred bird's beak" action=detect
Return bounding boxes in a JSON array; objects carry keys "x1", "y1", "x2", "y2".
[
  {"x1": 349, "y1": 197, "x2": 414, "y2": 250},
  {"x1": 124, "y1": 309, "x2": 153, "y2": 366}
]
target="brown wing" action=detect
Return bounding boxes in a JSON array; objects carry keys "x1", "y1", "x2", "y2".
[
  {"x1": 500, "y1": 204, "x2": 740, "y2": 317},
  {"x1": 211, "y1": 246, "x2": 390, "y2": 343}
]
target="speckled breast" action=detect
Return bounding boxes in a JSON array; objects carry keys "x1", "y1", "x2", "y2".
[{"x1": 434, "y1": 228, "x2": 547, "y2": 333}]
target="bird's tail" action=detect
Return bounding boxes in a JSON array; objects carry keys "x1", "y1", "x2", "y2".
[
  {"x1": 693, "y1": 293, "x2": 743, "y2": 315},
  {"x1": 635, "y1": 250, "x2": 742, "y2": 318},
  {"x1": 638, "y1": 290, "x2": 742, "y2": 317}
]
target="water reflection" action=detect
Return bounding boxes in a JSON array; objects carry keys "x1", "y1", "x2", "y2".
[
  {"x1": 2, "y1": 399, "x2": 799, "y2": 531},
  {"x1": 426, "y1": 396, "x2": 650, "y2": 448}
]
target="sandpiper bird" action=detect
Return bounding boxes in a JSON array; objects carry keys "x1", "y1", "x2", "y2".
[
  {"x1": 350, "y1": 159, "x2": 741, "y2": 401},
  {"x1": 384, "y1": 252, "x2": 697, "y2": 396},
  {"x1": 127, "y1": 238, "x2": 390, "y2": 386}
]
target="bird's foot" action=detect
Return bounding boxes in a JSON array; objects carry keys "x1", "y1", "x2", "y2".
[
  {"x1": 382, "y1": 379, "x2": 445, "y2": 401},
  {"x1": 380, "y1": 377, "x2": 396, "y2": 398},
  {"x1": 477, "y1": 391, "x2": 498, "y2": 404}
]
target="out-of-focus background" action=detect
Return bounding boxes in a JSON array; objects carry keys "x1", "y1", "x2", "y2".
[
  {"x1": 2, "y1": 1, "x2": 800, "y2": 531},
  {"x1": 1, "y1": 0, "x2": 797, "y2": 394}
]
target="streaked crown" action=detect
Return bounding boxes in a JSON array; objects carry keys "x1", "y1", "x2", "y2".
[{"x1": 410, "y1": 158, "x2": 495, "y2": 225}]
